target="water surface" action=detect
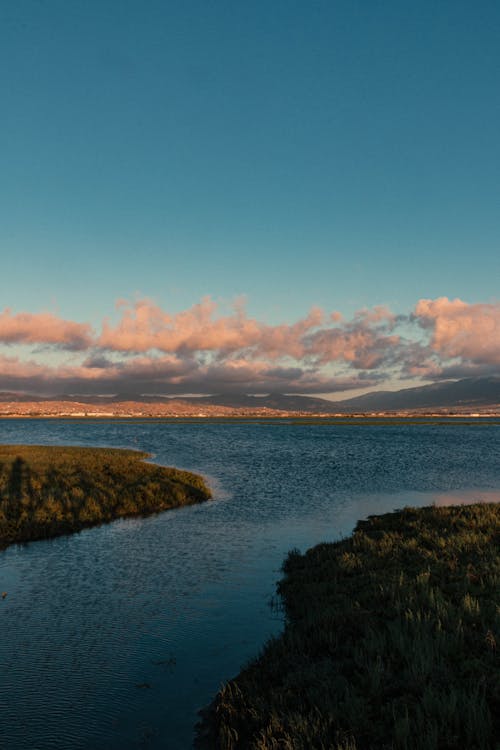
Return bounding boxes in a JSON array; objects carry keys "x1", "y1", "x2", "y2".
[{"x1": 1, "y1": 419, "x2": 499, "y2": 749}]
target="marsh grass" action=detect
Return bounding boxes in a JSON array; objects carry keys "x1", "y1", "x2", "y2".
[
  {"x1": 0, "y1": 444, "x2": 211, "y2": 547},
  {"x1": 198, "y1": 503, "x2": 500, "y2": 749}
]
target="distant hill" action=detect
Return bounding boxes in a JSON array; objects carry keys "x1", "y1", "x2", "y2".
[
  {"x1": 174, "y1": 378, "x2": 500, "y2": 412},
  {"x1": 331, "y1": 376, "x2": 500, "y2": 412},
  {"x1": 0, "y1": 391, "x2": 37, "y2": 402},
  {"x1": 0, "y1": 390, "x2": 338, "y2": 411},
  {"x1": 184, "y1": 392, "x2": 338, "y2": 412},
  {"x1": 0, "y1": 376, "x2": 498, "y2": 413}
]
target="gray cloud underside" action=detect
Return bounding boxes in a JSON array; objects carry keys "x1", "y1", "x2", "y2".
[{"x1": 0, "y1": 296, "x2": 498, "y2": 395}]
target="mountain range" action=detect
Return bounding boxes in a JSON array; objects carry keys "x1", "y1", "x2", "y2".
[
  {"x1": 0, "y1": 376, "x2": 498, "y2": 413},
  {"x1": 184, "y1": 377, "x2": 500, "y2": 412}
]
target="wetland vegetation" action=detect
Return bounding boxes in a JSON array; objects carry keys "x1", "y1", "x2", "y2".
[
  {"x1": 0, "y1": 444, "x2": 211, "y2": 548},
  {"x1": 199, "y1": 503, "x2": 500, "y2": 749}
]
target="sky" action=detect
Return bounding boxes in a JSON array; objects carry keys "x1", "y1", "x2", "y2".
[{"x1": 1, "y1": 1, "x2": 499, "y2": 398}]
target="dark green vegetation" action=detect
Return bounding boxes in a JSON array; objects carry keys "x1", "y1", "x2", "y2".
[
  {"x1": 200, "y1": 504, "x2": 500, "y2": 749},
  {"x1": 0, "y1": 445, "x2": 211, "y2": 547}
]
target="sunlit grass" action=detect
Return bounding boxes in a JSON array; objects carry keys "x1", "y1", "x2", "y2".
[
  {"x1": 199, "y1": 503, "x2": 500, "y2": 749},
  {"x1": 0, "y1": 444, "x2": 211, "y2": 548}
]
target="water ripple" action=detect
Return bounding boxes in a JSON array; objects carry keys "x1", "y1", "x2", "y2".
[{"x1": 0, "y1": 419, "x2": 499, "y2": 749}]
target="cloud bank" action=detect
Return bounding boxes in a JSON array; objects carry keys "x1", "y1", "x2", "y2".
[
  {"x1": 0, "y1": 296, "x2": 498, "y2": 395},
  {"x1": 0, "y1": 309, "x2": 92, "y2": 349}
]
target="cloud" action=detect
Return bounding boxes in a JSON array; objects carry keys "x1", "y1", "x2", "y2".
[
  {"x1": 0, "y1": 352, "x2": 379, "y2": 396},
  {"x1": 0, "y1": 309, "x2": 93, "y2": 350},
  {"x1": 81, "y1": 354, "x2": 115, "y2": 369},
  {"x1": 0, "y1": 296, "x2": 498, "y2": 396},
  {"x1": 305, "y1": 305, "x2": 399, "y2": 368},
  {"x1": 414, "y1": 297, "x2": 500, "y2": 365},
  {"x1": 98, "y1": 297, "x2": 323, "y2": 359},
  {"x1": 0, "y1": 353, "x2": 52, "y2": 381},
  {"x1": 98, "y1": 297, "x2": 400, "y2": 369}
]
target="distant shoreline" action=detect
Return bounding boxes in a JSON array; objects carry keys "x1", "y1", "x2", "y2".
[
  {"x1": 0, "y1": 400, "x2": 498, "y2": 420},
  {"x1": 0, "y1": 414, "x2": 499, "y2": 421}
]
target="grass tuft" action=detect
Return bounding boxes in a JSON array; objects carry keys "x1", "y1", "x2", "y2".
[
  {"x1": 0, "y1": 444, "x2": 211, "y2": 548},
  {"x1": 198, "y1": 503, "x2": 500, "y2": 749}
]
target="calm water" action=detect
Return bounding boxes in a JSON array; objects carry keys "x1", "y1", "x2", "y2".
[{"x1": 1, "y1": 418, "x2": 499, "y2": 749}]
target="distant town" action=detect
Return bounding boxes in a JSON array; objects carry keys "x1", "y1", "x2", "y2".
[
  {"x1": 0, "y1": 377, "x2": 498, "y2": 418},
  {"x1": 0, "y1": 399, "x2": 498, "y2": 419}
]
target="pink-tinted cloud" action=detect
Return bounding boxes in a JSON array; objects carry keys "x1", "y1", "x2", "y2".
[
  {"x1": 305, "y1": 305, "x2": 399, "y2": 368},
  {"x1": 0, "y1": 354, "x2": 53, "y2": 380},
  {"x1": 1, "y1": 298, "x2": 398, "y2": 370},
  {"x1": 0, "y1": 309, "x2": 93, "y2": 349},
  {"x1": 0, "y1": 296, "x2": 498, "y2": 396},
  {"x1": 414, "y1": 297, "x2": 500, "y2": 365},
  {"x1": 98, "y1": 297, "x2": 399, "y2": 368},
  {"x1": 98, "y1": 297, "x2": 323, "y2": 358},
  {"x1": 0, "y1": 352, "x2": 379, "y2": 396}
]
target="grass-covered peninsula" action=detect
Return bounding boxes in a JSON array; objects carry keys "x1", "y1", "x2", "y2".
[
  {"x1": 199, "y1": 503, "x2": 500, "y2": 750},
  {"x1": 0, "y1": 444, "x2": 211, "y2": 548}
]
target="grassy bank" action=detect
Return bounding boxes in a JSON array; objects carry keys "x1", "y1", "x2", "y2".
[
  {"x1": 0, "y1": 445, "x2": 211, "y2": 548},
  {"x1": 198, "y1": 503, "x2": 500, "y2": 749}
]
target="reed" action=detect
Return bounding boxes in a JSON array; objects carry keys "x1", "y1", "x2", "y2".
[
  {"x1": 198, "y1": 503, "x2": 500, "y2": 749},
  {"x1": 0, "y1": 444, "x2": 211, "y2": 548}
]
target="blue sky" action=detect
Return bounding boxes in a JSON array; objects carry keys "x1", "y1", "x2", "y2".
[{"x1": 0, "y1": 1, "x2": 499, "y2": 396}]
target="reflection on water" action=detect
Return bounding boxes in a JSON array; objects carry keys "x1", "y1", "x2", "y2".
[
  {"x1": 431, "y1": 488, "x2": 500, "y2": 506},
  {"x1": 0, "y1": 419, "x2": 499, "y2": 749}
]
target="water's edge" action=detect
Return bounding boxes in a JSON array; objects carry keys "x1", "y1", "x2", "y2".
[{"x1": 1, "y1": 419, "x2": 499, "y2": 749}]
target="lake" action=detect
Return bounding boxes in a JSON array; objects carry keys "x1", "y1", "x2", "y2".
[{"x1": 1, "y1": 418, "x2": 499, "y2": 749}]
